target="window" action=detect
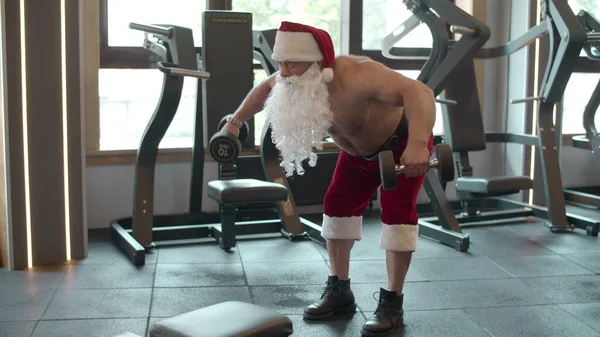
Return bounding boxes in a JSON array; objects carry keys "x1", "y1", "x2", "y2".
[
  {"x1": 106, "y1": 0, "x2": 206, "y2": 47},
  {"x1": 96, "y1": 0, "x2": 442, "y2": 152},
  {"x1": 362, "y1": 0, "x2": 433, "y2": 50},
  {"x1": 568, "y1": 0, "x2": 599, "y2": 16},
  {"x1": 232, "y1": 0, "x2": 342, "y2": 53},
  {"x1": 99, "y1": 0, "x2": 207, "y2": 151},
  {"x1": 99, "y1": 70, "x2": 198, "y2": 150},
  {"x1": 562, "y1": 73, "x2": 600, "y2": 135},
  {"x1": 97, "y1": 0, "x2": 343, "y2": 151}
]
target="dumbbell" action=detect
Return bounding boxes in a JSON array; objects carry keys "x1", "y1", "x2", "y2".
[
  {"x1": 379, "y1": 143, "x2": 455, "y2": 190},
  {"x1": 208, "y1": 114, "x2": 249, "y2": 163}
]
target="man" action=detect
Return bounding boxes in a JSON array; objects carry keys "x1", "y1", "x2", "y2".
[{"x1": 220, "y1": 21, "x2": 435, "y2": 336}]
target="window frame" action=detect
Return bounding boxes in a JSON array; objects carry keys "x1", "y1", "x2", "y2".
[{"x1": 94, "y1": 0, "x2": 453, "y2": 160}]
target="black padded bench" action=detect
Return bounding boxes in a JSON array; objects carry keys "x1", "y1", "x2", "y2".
[
  {"x1": 456, "y1": 175, "x2": 533, "y2": 197},
  {"x1": 207, "y1": 178, "x2": 288, "y2": 250}
]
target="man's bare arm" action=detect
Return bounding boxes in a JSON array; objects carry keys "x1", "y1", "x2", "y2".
[
  {"x1": 231, "y1": 73, "x2": 277, "y2": 122},
  {"x1": 356, "y1": 61, "x2": 436, "y2": 145}
]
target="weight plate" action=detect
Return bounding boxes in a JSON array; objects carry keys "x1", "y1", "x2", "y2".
[
  {"x1": 378, "y1": 150, "x2": 397, "y2": 190},
  {"x1": 435, "y1": 144, "x2": 455, "y2": 182},
  {"x1": 209, "y1": 132, "x2": 241, "y2": 163}
]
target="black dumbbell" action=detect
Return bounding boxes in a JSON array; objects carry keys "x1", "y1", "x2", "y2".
[
  {"x1": 209, "y1": 131, "x2": 241, "y2": 163},
  {"x1": 209, "y1": 115, "x2": 250, "y2": 163},
  {"x1": 379, "y1": 143, "x2": 455, "y2": 190}
]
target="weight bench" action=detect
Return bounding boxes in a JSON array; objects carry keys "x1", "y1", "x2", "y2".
[
  {"x1": 456, "y1": 176, "x2": 533, "y2": 198},
  {"x1": 111, "y1": 301, "x2": 293, "y2": 337},
  {"x1": 207, "y1": 178, "x2": 289, "y2": 250}
]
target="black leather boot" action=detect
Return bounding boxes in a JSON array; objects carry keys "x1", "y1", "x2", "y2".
[
  {"x1": 361, "y1": 288, "x2": 405, "y2": 336},
  {"x1": 303, "y1": 275, "x2": 356, "y2": 320}
]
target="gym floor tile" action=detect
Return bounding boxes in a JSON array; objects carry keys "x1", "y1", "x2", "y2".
[
  {"x1": 361, "y1": 309, "x2": 494, "y2": 337},
  {"x1": 411, "y1": 256, "x2": 513, "y2": 281},
  {"x1": 458, "y1": 224, "x2": 523, "y2": 239},
  {"x1": 532, "y1": 233, "x2": 600, "y2": 254},
  {"x1": 72, "y1": 241, "x2": 158, "y2": 265},
  {"x1": 0, "y1": 265, "x2": 68, "y2": 291},
  {"x1": 237, "y1": 240, "x2": 325, "y2": 263},
  {"x1": 153, "y1": 263, "x2": 246, "y2": 288},
  {"x1": 563, "y1": 253, "x2": 600, "y2": 273},
  {"x1": 351, "y1": 282, "x2": 458, "y2": 312},
  {"x1": 0, "y1": 321, "x2": 37, "y2": 337},
  {"x1": 558, "y1": 303, "x2": 600, "y2": 332},
  {"x1": 520, "y1": 275, "x2": 600, "y2": 304},
  {"x1": 59, "y1": 263, "x2": 156, "y2": 289},
  {"x1": 434, "y1": 278, "x2": 554, "y2": 308},
  {"x1": 488, "y1": 255, "x2": 595, "y2": 278},
  {"x1": 0, "y1": 288, "x2": 55, "y2": 322},
  {"x1": 504, "y1": 220, "x2": 562, "y2": 237},
  {"x1": 249, "y1": 285, "x2": 332, "y2": 315},
  {"x1": 31, "y1": 318, "x2": 148, "y2": 337},
  {"x1": 412, "y1": 237, "x2": 482, "y2": 260},
  {"x1": 150, "y1": 286, "x2": 252, "y2": 318},
  {"x1": 464, "y1": 305, "x2": 600, "y2": 337},
  {"x1": 287, "y1": 313, "x2": 367, "y2": 337},
  {"x1": 243, "y1": 261, "x2": 331, "y2": 286},
  {"x1": 349, "y1": 259, "x2": 428, "y2": 283},
  {"x1": 157, "y1": 244, "x2": 241, "y2": 264},
  {"x1": 468, "y1": 235, "x2": 557, "y2": 257},
  {"x1": 42, "y1": 288, "x2": 152, "y2": 320}
]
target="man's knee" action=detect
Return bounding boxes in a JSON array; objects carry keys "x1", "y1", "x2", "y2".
[{"x1": 380, "y1": 223, "x2": 418, "y2": 252}]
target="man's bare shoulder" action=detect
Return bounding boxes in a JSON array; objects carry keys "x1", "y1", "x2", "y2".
[{"x1": 332, "y1": 55, "x2": 392, "y2": 93}]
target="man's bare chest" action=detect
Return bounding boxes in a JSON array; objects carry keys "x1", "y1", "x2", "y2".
[{"x1": 327, "y1": 94, "x2": 368, "y2": 135}]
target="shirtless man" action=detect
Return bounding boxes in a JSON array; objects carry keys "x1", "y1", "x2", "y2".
[{"x1": 220, "y1": 21, "x2": 435, "y2": 336}]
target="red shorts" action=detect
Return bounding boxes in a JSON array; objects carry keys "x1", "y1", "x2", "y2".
[{"x1": 321, "y1": 136, "x2": 434, "y2": 252}]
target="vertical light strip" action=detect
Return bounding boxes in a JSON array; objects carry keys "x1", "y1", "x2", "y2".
[
  {"x1": 19, "y1": 0, "x2": 32, "y2": 268},
  {"x1": 528, "y1": 0, "x2": 542, "y2": 205},
  {"x1": 60, "y1": 0, "x2": 71, "y2": 260}
]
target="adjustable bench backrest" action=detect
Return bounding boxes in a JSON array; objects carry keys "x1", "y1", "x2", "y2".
[{"x1": 441, "y1": 61, "x2": 487, "y2": 154}]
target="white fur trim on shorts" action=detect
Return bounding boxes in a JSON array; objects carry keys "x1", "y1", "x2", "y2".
[
  {"x1": 380, "y1": 224, "x2": 418, "y2": 252},
  {"x1": 321, "y1": 214, "x2": 362, "y2": 240}
]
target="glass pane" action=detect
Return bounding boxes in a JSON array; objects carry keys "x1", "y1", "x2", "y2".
[
  {"x1": 107, "y1": 0, "x2": 206, "y2": 47},
  {"x1": 98, "y1": 69, "x2": 198, "y2": 150},
  {"x1": 562, "y1": 72, "x2": 600, "y2": 135},
  {"x1": 232, "y1": 0, "x2": 342, "y2": 54},
  {"x1": 568, "y1": 0, "x2": 600, "y2": 16},
  {"x1": 363, "y1": 0, "x2": 433, "y2": 50},
  {"x1": 568, "y1": 0, "x2": 600, "y2": 57}
]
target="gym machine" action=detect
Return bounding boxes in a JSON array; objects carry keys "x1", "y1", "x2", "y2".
[
  {"x1": 408, "y1": 0, "x2": 600, "y2": 252},
  {"x1": 109, "y1": 22, "x2": 224, "y2": 266},
  {"x1": 563, "y1": 10, "x2": 600, "y2": 208}
]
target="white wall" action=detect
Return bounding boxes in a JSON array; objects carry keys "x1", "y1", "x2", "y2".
[{"x1": 86, "y1": 162, "x2": 218, "y2": 229}]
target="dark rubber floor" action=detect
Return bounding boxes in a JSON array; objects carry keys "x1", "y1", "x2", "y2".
[{"x1": 1, "y1": 210, "x2": 600, "y2": 337}]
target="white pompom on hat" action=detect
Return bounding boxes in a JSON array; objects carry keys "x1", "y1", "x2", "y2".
[{"x1": 271, "y1": 21, "x2": 336, "y2": 83}]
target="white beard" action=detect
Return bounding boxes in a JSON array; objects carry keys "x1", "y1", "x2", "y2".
[{"x1": 264, "y1": 63, "x2": 334, "y2": 177}]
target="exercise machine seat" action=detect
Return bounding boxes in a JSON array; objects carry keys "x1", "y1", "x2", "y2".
[
  {"x1": 207, "y1": 179, "x2": 288, "y2": 204},
  {"x1": 149, "y1": 301, "x2": 293, "y2": 337},
  {"x1": 456, "y1": 176, "x2": 533, "y2": 195}
]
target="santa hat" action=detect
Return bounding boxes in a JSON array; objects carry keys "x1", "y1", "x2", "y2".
[{"x1": 271, "y1": 21, "x2": 335, "y2": 83}]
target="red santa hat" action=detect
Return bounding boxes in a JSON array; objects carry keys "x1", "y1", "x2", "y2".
[{"x1": 271, "y1": 21, "x2": 335, "y2": 83}]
